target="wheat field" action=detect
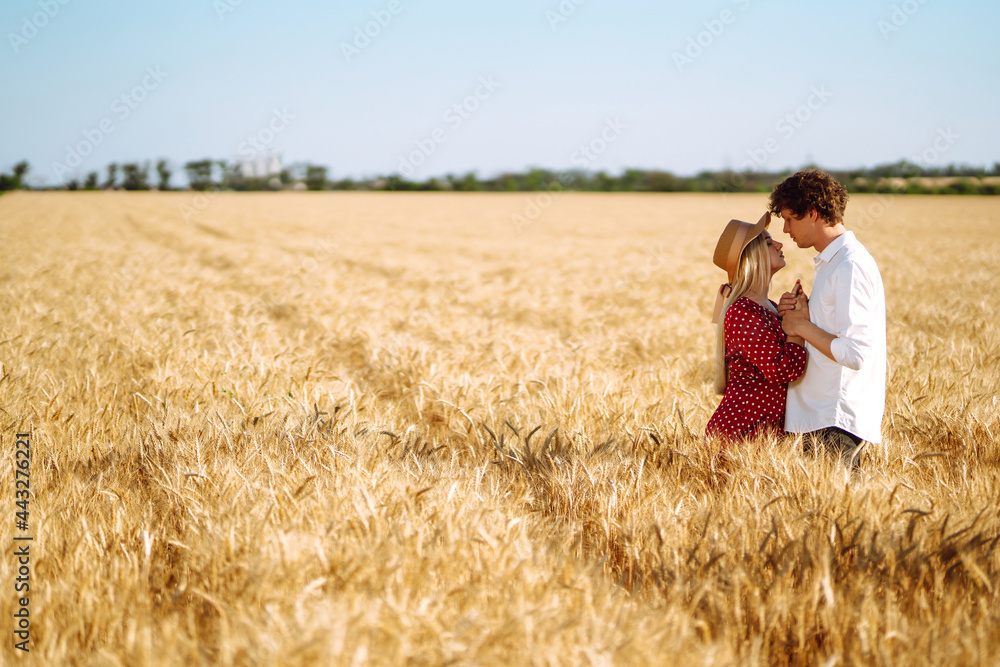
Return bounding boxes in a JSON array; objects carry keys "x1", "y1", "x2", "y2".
[{"x1": 0, "y1": 191, "x2": 998, "y2": 666}]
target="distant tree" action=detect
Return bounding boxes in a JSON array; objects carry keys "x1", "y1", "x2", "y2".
[
  {"x1": 620, "y1": 169, "x2": 644, "y2": 191},
  {"x1": 383, "y1": 175, "x2": 417, "y2": 191},
  {"x1": 418, "y1": 177, "x2": 446, "y2": 191},
  {"x1": 84, "y1": 172, "x2": 99, "y2": 190},
  {"x1": 445, "y1": 172, "x2": 480, "y2": 191},
  {"x1": 461, "y1": 172, "x2": 481, "y2": 191},
  {"x1": 156, "y1": 160, "x2": 172, "y2": 190},
  {"x1": 0, "y1": 160, "x2": 29, "y2": 190},
  {"x1": 104, "y1": 163, "x2": 118, "y2": 189},
  {"x1": 67, "y1": 179, "x2": 80, "y2": 191},
  {"x1": 594, "y1": 171, "x2": 616, "y2": 192},
  {"x1": 13, "y1": 161, "x2": 28, "y2": 183},
  {"x1": 185, "y1": 159, "x2": 214, "y2": 191},
  {"x1": 645, "y1": 170, "x2": 678, "y2": 192},
  {"x1": 945, "y1": 178, "x2": 979, "y2": 195},
  {"x1": 121, "y1": 162, "x2": 150, "y2": 190},
  {"x1": 305, "y1": 165, "x2": 328, "y2": 191},
  {"x1": 524, "y1": 169, "x2": 550, "y2": 191},
  {"x1": 216, "y1": 160, "x2": 233, "y2": 189}
]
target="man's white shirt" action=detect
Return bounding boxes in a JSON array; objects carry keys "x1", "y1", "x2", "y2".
[{"x1": 785, "y1": 231, "x2": 887, "y2": 443}]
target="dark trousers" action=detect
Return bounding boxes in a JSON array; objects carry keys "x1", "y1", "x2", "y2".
[{"x1": 803, "y1": 427, "x2": 866, "y2": 470}]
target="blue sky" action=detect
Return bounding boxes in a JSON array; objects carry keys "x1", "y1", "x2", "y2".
[{"x1": 2, "y1": 0, "x2": 998, "y2": 186}]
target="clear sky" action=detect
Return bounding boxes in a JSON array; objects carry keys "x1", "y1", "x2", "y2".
[{"x1": 2, "y1": 0, "x2": 998, "y2": 186}]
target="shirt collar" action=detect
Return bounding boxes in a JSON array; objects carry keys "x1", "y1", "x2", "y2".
[{"x1": 814, "y1": 230, "x2": 854, "y2": 266}]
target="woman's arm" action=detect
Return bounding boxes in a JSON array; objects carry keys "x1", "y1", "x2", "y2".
[{"x1": 726, "y1": 302, "x2": 807, "y2": 384}]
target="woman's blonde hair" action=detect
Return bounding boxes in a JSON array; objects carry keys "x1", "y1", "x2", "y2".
[{"x1": 714, "y1": 234, "x2": 772, "y2": 394}]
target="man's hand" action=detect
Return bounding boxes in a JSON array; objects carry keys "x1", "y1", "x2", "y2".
[
  {"x1": 777, "y1": 279, "x2": 807, "y2": 318},
  {"x1": 780, "y1": 285, "x2": 810, "y2": 339}
]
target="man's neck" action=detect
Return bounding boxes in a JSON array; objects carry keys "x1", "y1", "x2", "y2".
[{"x1": 813, "y1": 223, "x2": 847, "y2": 254}]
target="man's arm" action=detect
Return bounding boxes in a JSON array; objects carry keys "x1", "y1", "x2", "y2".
[
  {"x1": 783, "y1": 318, "x2": 837, "y2": 361},
  {"x1": 783, "y1": 260, "x2": 880, "y2": 370}
]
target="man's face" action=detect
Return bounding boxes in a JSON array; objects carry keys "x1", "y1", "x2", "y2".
[{"x1": 780, "y1": 207, "x2": 817, "y2": 249}]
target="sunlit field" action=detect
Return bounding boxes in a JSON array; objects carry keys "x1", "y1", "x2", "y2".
[{"x1": 1, "y1": 191, "x2": 998, "y2": 665}]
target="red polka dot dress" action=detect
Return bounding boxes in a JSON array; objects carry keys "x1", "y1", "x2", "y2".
[{"x1": 706, "y1": 297, "x2": 807, "y2": 442}]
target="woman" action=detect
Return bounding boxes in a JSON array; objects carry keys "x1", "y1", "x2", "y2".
[{"x1": 705, "y1": 213, "x2": 807, "y2": 442}]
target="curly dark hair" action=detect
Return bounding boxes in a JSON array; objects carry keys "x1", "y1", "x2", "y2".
[{"x1": 768, "y1": 169, "x2": 849, "y2": 226}]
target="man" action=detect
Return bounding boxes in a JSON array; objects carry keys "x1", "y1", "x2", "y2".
[{"x1": 770, "y1": 169, "x2": 886, "y2": 468}]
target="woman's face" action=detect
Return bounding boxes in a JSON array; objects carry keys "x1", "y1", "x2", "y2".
[{"x1": 764, "y1": 232, "x2": 785, "y2": 275}]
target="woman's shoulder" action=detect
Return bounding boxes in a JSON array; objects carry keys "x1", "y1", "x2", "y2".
[
  {"x1": 726, "y1": 296, "x2": 759, "y2": 317},
  {"x1": 724, "y1": 297, "x2": 774, "y2": 326}
]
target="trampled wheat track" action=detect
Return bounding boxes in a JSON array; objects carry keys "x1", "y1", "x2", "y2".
[{"x1": 0, "y1": 191, "x2": 998, "y2": 665}]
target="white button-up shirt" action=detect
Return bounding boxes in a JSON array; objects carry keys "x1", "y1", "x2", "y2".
[{"x1": 785, "y1": 231, "x2": 887, "y2": 443}]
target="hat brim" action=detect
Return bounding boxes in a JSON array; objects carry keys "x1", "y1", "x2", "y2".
[{"x1": 713, "y1": 212, "x2": 771, "y2": 282}]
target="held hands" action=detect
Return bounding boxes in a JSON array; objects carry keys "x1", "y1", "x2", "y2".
[{"x1": 778, "y1": 279, "x2": 809, "y2": 339}]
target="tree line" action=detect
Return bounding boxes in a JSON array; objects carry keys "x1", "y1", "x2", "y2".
[{"x1": 3, "y1": 159, "x2": 1000, "y2": 195}]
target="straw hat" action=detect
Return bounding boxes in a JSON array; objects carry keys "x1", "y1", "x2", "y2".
[{"x1": 711, "y1": 212, "x2": 770, "y2": 322}]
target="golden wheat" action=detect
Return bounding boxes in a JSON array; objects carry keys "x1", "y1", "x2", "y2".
[{"x1": 0, "y1": 191, "x2": 997, "y2": 665}]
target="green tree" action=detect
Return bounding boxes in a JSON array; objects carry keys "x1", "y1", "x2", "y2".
[
  {"x1": 216, "y1": 160, "x2": 233, "y2": 189},
  {"x1": 461, "y1": 172, "x2": 481, "y2": 191},
  {"x1": 0, "y1": 160, "x2": 30, "y2": 190},
  {"x1": 121, "y1": 163, "x2": 150, "y2": 190},
  {"x1": 156, "y1": 160, "x2": 172, "y2": 191},
  {"x1": 104, "y1": 163, "x2": 118, "y2": 189},
  {"x1": 13, "y1": 161, "x2": 28, "y2": 184},
  {"x1": 305, "y1": 165, "x2": 328, "y2": 191},
  {"x1": 185, "y1": 160, "x2": 214, "y2": 191},
  {"x1": 84, "y1": 172, "x2": 99, "y2": 190},
  {"x1": 645, "y1": 170, "x2": 678, "y2": 192},
  {"x1": 945, "y1": 178, "x2": 979, "y2": 195}
]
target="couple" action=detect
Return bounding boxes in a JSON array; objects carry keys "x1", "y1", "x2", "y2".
[{"x1": 705, "y1": 169, "x2": 886, "y2": 468}]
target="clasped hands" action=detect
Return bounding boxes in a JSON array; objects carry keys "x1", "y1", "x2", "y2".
[{"x1": 777, "y1": 280, "x2": 810, "y2": 339}]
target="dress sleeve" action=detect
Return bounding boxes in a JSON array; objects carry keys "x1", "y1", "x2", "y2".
[{"x1": 725, "y1": 301, "x2": 807, "y2": 384}]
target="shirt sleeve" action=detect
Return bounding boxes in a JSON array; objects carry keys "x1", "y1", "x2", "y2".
[
  {"x1": 827, "y1": 258, "x2": 882, "y2": 371},
  {"x1": 725, "y1": 301, "x2": 807, "y2": 384}
]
